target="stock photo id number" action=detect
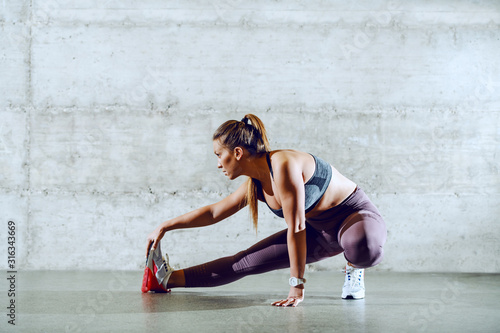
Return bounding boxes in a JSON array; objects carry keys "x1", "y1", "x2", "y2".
[{"x1": 6, "y1": 220, "x2": 17, "y2": 326}]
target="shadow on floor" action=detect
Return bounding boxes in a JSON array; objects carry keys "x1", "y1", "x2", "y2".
[
  {"x1": 141, "y1": 292, "x2": 270, "y2": 313},
  {"x1": 18, "y1": 290, "x2": 273, "y2": 315}
]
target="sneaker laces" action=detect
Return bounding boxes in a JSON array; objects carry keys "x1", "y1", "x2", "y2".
[
  {"x1": 343, "y1": 265, "x2": 363, "y2": 288},
  {"x1": 156, "y1": 253, "x2": 173, "y2": 287}
]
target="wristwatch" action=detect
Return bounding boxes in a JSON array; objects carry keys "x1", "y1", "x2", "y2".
[{"x1": 289, "y1": 277, "x2": 306, "y2": 287}]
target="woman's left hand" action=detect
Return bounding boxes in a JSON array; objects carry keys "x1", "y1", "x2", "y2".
[{"x1": 271, "y1": 287, "x2": 305, "y2": 307}]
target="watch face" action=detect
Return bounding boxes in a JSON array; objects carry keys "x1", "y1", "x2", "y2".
[{"x1": 289, "y1": 277, "x2": 297, "y2": 286}]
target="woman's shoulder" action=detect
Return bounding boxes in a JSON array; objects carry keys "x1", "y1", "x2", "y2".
[
  {"x1": 268, "y1": 150, "x2": 315, "y2": 175},
  {"x1": 269, "y1": 149, "x2": 311, "y2": 162}
]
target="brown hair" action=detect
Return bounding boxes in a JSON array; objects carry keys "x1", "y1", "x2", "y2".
[{"x1": 212, "y1": 114, "x2": 270, "y2": 231}]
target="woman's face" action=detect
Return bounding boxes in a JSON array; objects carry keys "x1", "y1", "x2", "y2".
[{"x1": 213, "y1": 140, "x2": 242, "y2": 180}]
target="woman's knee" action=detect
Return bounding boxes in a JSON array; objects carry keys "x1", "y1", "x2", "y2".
[
  {"x1": 344, "y1": 239, "x2": 384, "y2": 268},
  {"x1": 339, "y1": 211, "x2": 387, "y2": 268}
]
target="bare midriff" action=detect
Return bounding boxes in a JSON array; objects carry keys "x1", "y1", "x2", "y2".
[{"x1": 305, "y1": 165, "x2": 357, "y2": 219}]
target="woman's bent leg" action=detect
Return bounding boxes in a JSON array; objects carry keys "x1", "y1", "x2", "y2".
[{"x1": 338, "y1": 210, "x2": 387, "y2": 268}]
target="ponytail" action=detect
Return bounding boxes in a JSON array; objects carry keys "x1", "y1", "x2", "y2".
[{"x1": 213, "y1": 114, "x2": 270, "y2": 231}]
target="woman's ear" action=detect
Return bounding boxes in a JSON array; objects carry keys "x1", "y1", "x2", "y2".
[{"x1": 234, "y1": 147, "x2": 244, "y2": 160}]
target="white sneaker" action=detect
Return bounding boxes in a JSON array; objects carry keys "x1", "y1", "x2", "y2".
[{"x1": 342, "y1": 264, "x2": 365, "y2": 299}]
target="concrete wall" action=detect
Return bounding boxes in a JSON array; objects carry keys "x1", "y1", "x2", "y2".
[{"x1": 1, "y1": 0, "x2": 499, "y2": 273}]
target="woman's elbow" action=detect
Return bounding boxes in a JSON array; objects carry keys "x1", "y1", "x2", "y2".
[{"x1": 291, "y1": 221, "x2": 306, "y2": 234}]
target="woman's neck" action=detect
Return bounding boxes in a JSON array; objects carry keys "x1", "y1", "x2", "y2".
[{"x1": 242, "y1": 153, "x2": 272, "y2": 185}]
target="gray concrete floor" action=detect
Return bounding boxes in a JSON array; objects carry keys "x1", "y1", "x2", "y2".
[{"x1": 2, "y1": 270, "x2": 499, "y2": 332}]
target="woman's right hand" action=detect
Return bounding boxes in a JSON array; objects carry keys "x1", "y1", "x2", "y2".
[{"x1": 146, "y1": 225, "x2": 166, "y2": 257}]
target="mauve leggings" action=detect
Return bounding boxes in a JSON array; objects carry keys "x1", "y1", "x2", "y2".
[{"x1": 183, "y1": 187, "x2": 387, "y2": 288}]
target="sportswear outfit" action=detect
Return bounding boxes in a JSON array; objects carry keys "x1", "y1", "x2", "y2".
[{"x1": 182, "y1": 154, "x2": 387, "y2": 288}]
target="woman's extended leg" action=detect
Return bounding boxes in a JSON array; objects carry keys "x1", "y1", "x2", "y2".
[
  {"x1": 180, "y1": 229, "x2": 289, "y2": 288},
  {"x1": 166, "y1": 270, "x2": 185, "y2": 288},
  {"x1": 167, "y1": 224, "x2": 342, "y2": 288}
]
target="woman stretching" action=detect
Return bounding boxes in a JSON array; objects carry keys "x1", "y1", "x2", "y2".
[{"x1": 142, "y1": 114, "x2": 387, "y2": 307}]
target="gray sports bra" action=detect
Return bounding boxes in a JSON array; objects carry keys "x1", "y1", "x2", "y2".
[{"x1": 264, "y1": 153, "x2": 332, "y2": 218}]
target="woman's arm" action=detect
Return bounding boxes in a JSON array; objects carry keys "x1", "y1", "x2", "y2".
[
  {"x1": 146, "y1": 180, "x2": 248, "y2": 255},
  {"x1": 271, "y1": 156, "x2": 308, "y2": 307}
]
